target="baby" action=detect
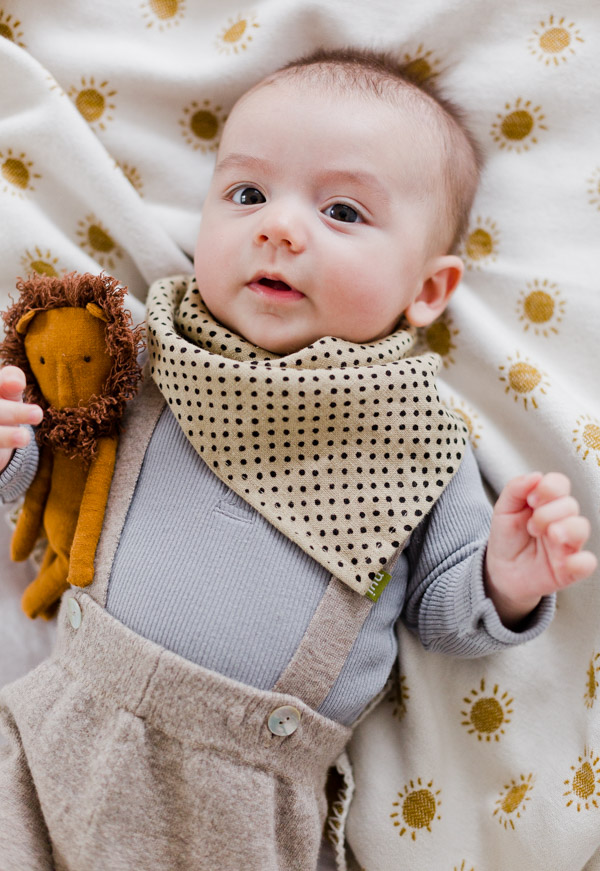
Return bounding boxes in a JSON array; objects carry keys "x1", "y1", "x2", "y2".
[{"x1": 0, "y1": 48, "x2": 596, "y2": 871}]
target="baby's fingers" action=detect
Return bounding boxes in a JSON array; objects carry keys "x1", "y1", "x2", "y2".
[
  {"x1": 562, "y1": 550, "x2": 598, "y2": 584},
  {"x1": 527, "y1": 495, "x2": 580, "y2": 536},
  {"x1": 0, "y1": 397, "x2": 43, "y2": 428},
  {"x1": 0, "y1": 365, "x2": 27, "y2": 402},
  {"x1": 546, "y1": 515, "x2": 591, "y2": 551}
]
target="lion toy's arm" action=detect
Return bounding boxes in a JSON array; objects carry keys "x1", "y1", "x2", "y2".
[
  {"x1": 67, "y1": 434, "x2": 118, "y2": 588},
  {"x1": 11, "y1": 447, "x2": 52, "y2": 562}
]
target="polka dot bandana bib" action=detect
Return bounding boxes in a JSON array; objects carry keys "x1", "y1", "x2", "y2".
[{"x1": 146, "y1": 275, "x2": 468, "y2": 596}]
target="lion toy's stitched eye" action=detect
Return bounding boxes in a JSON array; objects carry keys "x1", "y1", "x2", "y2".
[
  {"x1": 84, "y1": 356, "x2": 92, "y2": 363},
  {"x1": 40, "y1": 356, "x2": 45, "y2": 365}
]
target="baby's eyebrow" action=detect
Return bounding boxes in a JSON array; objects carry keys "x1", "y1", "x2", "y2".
[{"x1": 215, "y1": 152, "x2": 266, "y2": 174}]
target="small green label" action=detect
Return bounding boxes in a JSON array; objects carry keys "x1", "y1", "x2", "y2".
[{"x1": 365, "y1": 570, "x2": 392, "y2": 602}]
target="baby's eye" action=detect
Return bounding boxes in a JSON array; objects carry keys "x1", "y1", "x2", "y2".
[
  {"x1": 324, "y1": 203, "x2": 362, "y2": 223},
  {"x1": 231, "y1": 187, "x2": 266, "y2": 206}
]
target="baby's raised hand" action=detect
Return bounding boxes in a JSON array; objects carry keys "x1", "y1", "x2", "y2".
[
  {"x1": 485, "y1": 472, "x2": 597, "y2": 627},
  {"x1": 0, "y1": 366, "x2": 43, "y2": 472}
]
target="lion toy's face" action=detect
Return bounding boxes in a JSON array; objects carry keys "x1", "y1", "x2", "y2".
[{"x1": 24, "y1": 308, "x2": 113, "y2": 409}]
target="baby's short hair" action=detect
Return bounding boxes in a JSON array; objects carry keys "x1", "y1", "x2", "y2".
[{"x1": 261, "y1": 47, "x2": 482, "y2": 253}]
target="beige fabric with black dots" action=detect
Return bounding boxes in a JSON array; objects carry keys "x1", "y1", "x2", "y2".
[{"x1": 146, "y1": 274, "x2": 469, "y2": 596}]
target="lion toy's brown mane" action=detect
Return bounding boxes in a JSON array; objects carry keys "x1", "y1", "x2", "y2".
[{"x1": 0, "y1": 272, "x2": 145, "y2": 460}]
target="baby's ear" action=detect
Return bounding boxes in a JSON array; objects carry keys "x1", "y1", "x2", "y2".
[
  {"x1": 404, "y1": 255, "x2": 464, "y2": 327},
  {"x1": 15, "y1": 308, "x2": 42, "y2": 335},
  {"x1": 86, "y1": 302, "x2": 109, "y2": 323}
]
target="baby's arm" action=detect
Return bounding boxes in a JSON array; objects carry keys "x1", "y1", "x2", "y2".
[
  {"x1": 485, "y1": 472, "x2": 597, "y2": 626},
  {"x1": 0, "y1": 366, "x2": 43, "y2": 472},
  {"x1": 0, "y1": 366, "x2": 43, "y2": 503}
]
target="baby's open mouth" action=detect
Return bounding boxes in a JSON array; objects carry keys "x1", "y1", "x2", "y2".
[
  {"x1": 248, "y1": 274, "x2": 304, "y2": 300},
  {"x1": 257, "y1": 278, "x2": 292, "y2": 291}
]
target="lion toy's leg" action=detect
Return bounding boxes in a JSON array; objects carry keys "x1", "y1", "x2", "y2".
[{"x1": 21, "y1": 545, "x2": 70, "y2": 620}]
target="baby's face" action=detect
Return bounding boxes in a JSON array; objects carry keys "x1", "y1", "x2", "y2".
[{"x1": 194, "y1": 79, "x2": 446, "y2": 354}]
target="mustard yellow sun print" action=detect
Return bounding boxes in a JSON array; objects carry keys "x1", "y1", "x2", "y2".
[
  {"x1": 76, "y1": 215, "x2": 123, "y2": 270},
  {"x1": 493, "y1": 773, "x2": 534, "y2": 829},
  {"x1": 179, "y1": 100, "x2": 227, "y2": 153},
  {"x1": 573, "y1": 415, "x2": 600, "y2": 468},
  {"x1": 390, "y1": 778, "x2": 442, "y2": 840},
  {"x1": 460, "y1": 217, "x2": 500, "y2": 270},
  {"x1": 498, "y1": 353, "x2": 549, "y2": 410},
  {"x1": 588, "y1": 168, "x2": 600, "y2": 211},
  {"x1": 491, "y1": 98, "x2": 547, "y2": 153},
  {"x1": 0, "y1": 10, "x2": 25, "y2": 46},
  {"x1": 400, "y1": 44, "x2": 441, "y2": 84},
  {"x1": 517, "y1": 279, "x2": 565, "y2": 336},
  {"x1": 386, "y1": 672, "x2": 409, "y2": 721},
  {"x1": 1, "y1": 149, "x2": 40, "y2": 197},
  {"x1": 216, "y1": 13, "x2": 259, "y2": 54},
  {"x1": 68, "y1": 77, "x2": 117, "y2": 131},
  {"x1": 461, "y1": 679, "x2": 513, "y2": 742},
  {"x1": 20, "y1": 247, "x2": 62, "y2": 278},
  {"x1": 528, "y1": 16, "x2": 583, "y2": 66},
  {"x1": 564, "y1": 748, "x2": 600, "y2": 811},
  {"x1": 584, "y1": 652, "x2": 600, "y2": 709},
  {"x1": 116, "y1": 161, "x2": 144, "y2": 197},
  {"x1": 453, "y1": 863, "x2": 475, "y2": 871},
  {"x1": 420, "y1": 311, "x2": 459, "y2": 368},
  {"x1": 446, "y1": 397, "x2": 482, "y2": 450},
  {"x1": 140, "y1": 0, "x2": 185, "y2": 29}
]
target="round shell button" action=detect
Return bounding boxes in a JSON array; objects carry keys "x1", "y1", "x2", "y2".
[
  {"x1": 66, "y1": 597, "x2": 82, "y2": 630},
  {"x1": 268, "y1": 705, "x2": 301, "y2": 736}
]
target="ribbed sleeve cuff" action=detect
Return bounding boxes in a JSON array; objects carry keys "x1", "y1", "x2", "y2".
[
  {"x1": 455, "y1": 544, "x2": 556, "y2": 646},
  {"x1": 0, "y1": 427, "x2": 39, "y2": 504}
]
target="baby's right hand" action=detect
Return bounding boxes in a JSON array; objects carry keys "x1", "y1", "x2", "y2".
[{"x1": 0, "y1": 366, "x2": 43, "y2": 473}]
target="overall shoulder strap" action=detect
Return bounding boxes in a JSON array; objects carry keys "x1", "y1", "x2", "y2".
[{"x1": 86, "y1": 368, "x2": 165, "y2": 607}]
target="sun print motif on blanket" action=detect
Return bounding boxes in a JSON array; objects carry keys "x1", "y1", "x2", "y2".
[
  {"x1": 116, "y1": 161, "x2": 145, "y2": 197},
  {"x1": 516, "y1": 279, "x2": 565, "y2": 336},
  {"x1": 573, "y1": 416, "x2": 600, "y2": 468},
  {"x1": 20, "y1": 247, "x2": 64, "y2": 279},
  {"x1": 0, "y1": 149, "x2": 40, "y2": 198},
  {"x1": 493, "y1": 773, "x2": 535, "y2": 830},
  {"x1": 420, "y1": 311, "x2": 459, "y2": 370},
  {"x1": 460, "y1": 678, "x2": 513, "y2": 743},
  {"x1": 140, "y1": 0, "x2": 186, "y2": 31},
  {"x1": 459, "y1": 216, "x2": 501, "y2": 271},
  {"x1": 0, "y1": 10, "x2": 25, "y2": 47},
  {"x1": 445, "y1": 397, "x2": 482, "y2": 450},
  {"x1": 563, "y1": 748, "x2": 600, "y2": 812},
  {"x1": 179, "y1": 99, "x2": 227, "y2": 153},
  {"x1": 491, "y1": 98, "x2": 547, "y2": 153},
  {"x1": 216, "y1": 13, "x2": 260, "y2": 55},
  {"x1": 583, "y1": 652, "x2": 600, "y2": 709},
  {"x1": 389, "y1": 778, "x2": 442, "y2": 841},
  {"x1": 76, "y1": 215, "x2": 123, "y2": 270},
  {"x1": 397, "y1": 44, "x2": 441, "y2": 84},
  {"x1": 528, "y1": 15, "x2": 584, "y2": 66},
  {"x1": 68, "y1": 77, "x2": 117, "y2": 132},
  {"x1": 498, "y1": 353, "x2": 550, "y2": 411}
]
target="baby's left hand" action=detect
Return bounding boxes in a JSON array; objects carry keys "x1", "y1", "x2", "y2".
[{"x1": 485, "y1": 472, "x2": 597, "y2": 627}]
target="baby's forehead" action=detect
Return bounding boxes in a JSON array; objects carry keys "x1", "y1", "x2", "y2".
[{"x1": 227, "y1": 75, "x2": 446, "y2": 170}]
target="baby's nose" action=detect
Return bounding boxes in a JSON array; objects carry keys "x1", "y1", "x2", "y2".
[{"x1": 255, "y1": 205, "x2": 306, "y2": 252}]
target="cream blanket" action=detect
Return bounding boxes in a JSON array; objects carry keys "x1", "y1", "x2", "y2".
[{"x1": 0, "y1": 2, "x2": 598, "y2": 869}]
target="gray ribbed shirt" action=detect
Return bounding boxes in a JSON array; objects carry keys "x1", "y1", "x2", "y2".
[{"x1": 1, "y1": 409, "x2": 554, "y2": 724}]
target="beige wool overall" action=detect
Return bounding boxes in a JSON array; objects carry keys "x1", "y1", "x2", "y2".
[{"x1": 0, "y1": 378, "x2": 373, "y2": 871}]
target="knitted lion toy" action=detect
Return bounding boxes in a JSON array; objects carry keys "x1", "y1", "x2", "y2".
[{"x1": 0, "y1": 272, "x2": 144, "y2": 619}]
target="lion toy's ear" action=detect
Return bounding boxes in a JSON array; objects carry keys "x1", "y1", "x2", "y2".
[
  {"x1": 15, "y1": 308, "x2": 42, "y2": 335},
  {"x1": 86, "y1": 302, "x2": 109, "y2": 323}
]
